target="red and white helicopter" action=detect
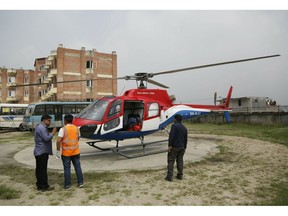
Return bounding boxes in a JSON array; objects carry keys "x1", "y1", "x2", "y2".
[{"x1": 72, "y1": 54, "x2": 280, "y2": 158}]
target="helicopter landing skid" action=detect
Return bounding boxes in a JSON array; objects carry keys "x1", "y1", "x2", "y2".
[
  {"x1": 111, "y1": 138, "x2": 168, "y2": 159},
  {"x1": 86, "y1": 140, "x2": 114, "y2": 151},
  {"x1": 86, "y1": 138, "x2": 168, "y2": 159}
]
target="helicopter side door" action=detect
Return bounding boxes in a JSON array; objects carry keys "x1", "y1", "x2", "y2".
[
  {"x1": 141, "y1": 102, "x2": 161, "y2": 131},
  {"x1": 100, "y1": 99, "x2": 123, "y2": 135}
]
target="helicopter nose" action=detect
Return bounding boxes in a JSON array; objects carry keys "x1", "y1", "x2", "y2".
[{"x1": 80, "y1": 124, "x2": 98, "y2": 138}]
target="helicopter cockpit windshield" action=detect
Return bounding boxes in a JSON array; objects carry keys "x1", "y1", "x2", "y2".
[{"x1": 77, "y1": 99, "x2": 109, "y2": 122}]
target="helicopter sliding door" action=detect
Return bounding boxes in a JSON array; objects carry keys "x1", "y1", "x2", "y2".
[
  {"x1": 123, "y1": 101, "x2": 144, "y2": 131},
  {"x1": 100, "y1": 99, "x2": 123, "y2": 135}
]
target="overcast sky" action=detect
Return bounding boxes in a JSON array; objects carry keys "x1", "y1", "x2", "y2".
[{"x1": 0, "y1": 9, "x2": 287, "y2": 105}]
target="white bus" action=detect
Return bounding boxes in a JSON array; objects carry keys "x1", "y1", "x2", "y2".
[{"x1": 0, "y1": 103, "x2": 28, "y2": 130}]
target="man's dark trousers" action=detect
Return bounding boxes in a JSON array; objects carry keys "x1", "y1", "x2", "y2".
[
  {"x1": 35, "y1": 153, "x2": 49, "y2": 189},
  {"x1": 167, "y1": 147, "x2": 185, "y2": 180}
]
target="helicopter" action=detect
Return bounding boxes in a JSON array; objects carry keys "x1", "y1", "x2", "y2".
[{"x1": 70, "y1": 54, "x2": 280, "y2": 158}]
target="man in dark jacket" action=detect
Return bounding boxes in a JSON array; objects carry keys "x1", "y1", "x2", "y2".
[
  {"x1": 34, "y1": 114, "x2": 57, "y2": 191},
  {"x1": 165, "y1": 114, "x2": 188, "y2": 181}
]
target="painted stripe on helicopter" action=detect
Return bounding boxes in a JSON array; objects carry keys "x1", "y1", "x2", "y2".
[{"x1": 159, "y1": 109, "x2": 210, "y2": 129}]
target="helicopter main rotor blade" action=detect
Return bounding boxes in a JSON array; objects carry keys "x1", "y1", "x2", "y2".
[
  {"x1": 151, "y1": 54, "x2": 280, "y2": 77},
  {"x1": 13, "y1": 77, "x2": 118, "y2": 87},
  {"x1": 147, "y1": 79, "x2": 169, "y2": 88}
]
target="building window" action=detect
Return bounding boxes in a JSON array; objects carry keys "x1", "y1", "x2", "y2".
[
  {"x1": 238, "y1": 99, "x2": 242, "y2": 107},
  {"x1": 24, "y1": 90, "x2": 29, "y2": 97},
  {"x1": 24, "y1": 76, "x2": 29, "y2": 83},
  {"x1": 39, "y1": 64, "x2": 45, "y2": 71},
  {"x1": 86, "y1": 80, "x2": 92, "y2": 87},
  {"x1": 8, "y1": 76, "x2": 16, "y2": 83},
  {"x1": 86, "y1": 61, "x2": 93, "y2": 69},
  {"x1": 8, "y1": 90, "x2": 16, "y2": 97}
]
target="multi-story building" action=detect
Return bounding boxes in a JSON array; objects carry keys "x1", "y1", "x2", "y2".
[
  {"x1": 0, "y1": 67, "x2": 34, "y2": 104},
  {"x1": 34, "y1": 44, "x2": 117, "y2": 102},
  {"x1": 0, "y1": 44, "x2": 117, "y2": 104}
]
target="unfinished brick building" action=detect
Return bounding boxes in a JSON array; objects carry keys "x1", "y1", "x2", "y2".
[
  {"x1": 0, "y1": 44, "x2": 117, "y2": 104},
  {"x1": 34, "y1": 44, "x2": 117, "y2": 102}
]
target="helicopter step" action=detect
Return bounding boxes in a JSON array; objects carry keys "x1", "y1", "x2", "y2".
[{"x1": 86, "y1": 138, "x2": 168, "y2": 159}]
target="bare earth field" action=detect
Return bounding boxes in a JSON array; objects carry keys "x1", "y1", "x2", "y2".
[{"x1": 0, "y1": 131, "x2": 288, "y2": 206}]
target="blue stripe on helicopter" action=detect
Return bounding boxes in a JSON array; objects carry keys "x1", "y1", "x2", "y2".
[{"x1": 159, "y1": 109, "x2": 210, "y2": 129}]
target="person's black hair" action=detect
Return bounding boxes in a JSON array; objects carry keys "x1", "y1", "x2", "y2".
[
  {"x1": 64, "y1": 114, "x2": 74, "y2": 124},
  {"x1": 41, "y1": 114, "x2": 52, "y2": 121},
  {"x1": 174, "y1": 114, "x2": 182, "y2": 122}
]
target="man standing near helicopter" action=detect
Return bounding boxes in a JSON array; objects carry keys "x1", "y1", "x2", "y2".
[
  {"x1": 165, "y1": 114, "x2": 188, "y2": 181},
  {"x1": 56, "y1": 114, "x2": 84, "y2": 189}
]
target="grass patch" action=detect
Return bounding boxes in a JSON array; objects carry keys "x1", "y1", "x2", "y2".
[
  {"x1": 84, "y1": 171, "x2": 120, "y2": 183},
  {"x1": 256, "y1": 173, "x2": 288, "y2": 206},
  {"x1": 184, "y1": 122, "x2": 288, "y2": 146},
  {"x1": 269, "y1": 182, "x2": 288, "y2": 205},
  {"x1": 0, "y1": 132, "x2": 33, "y2": 145},
  {"x1": 0, "y1": 185, "x2": 21, "y2": 199}
]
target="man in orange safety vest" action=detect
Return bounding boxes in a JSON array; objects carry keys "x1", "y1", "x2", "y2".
[{"x1": 56, "y1": 114, "x2": 84, "y2": 189}]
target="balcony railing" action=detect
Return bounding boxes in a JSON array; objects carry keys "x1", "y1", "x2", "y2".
[
  {"x1": 7, "y1": 69, "x2": 16, "y2": 74},
  {"x1": 41, "y1": 87, "x2": 57, "y2": 101},
  {"x1": 6, "y1": 96, "x2": 17, "y2": 102},
  {"x1": 7, "y1": 82, "x2": 16, "y2": 87},
  {"x1": 50, "y1": 50, "x2": 57, "y2": 56}
]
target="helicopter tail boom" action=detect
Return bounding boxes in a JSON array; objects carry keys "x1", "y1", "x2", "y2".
[{"x1": 181, "y1": 86, "x2": 233, "y2": 111}]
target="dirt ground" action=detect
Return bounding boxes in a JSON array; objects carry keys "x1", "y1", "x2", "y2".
[{"x1": 0, "y1": 131, "x2": 288, "y2": 206}]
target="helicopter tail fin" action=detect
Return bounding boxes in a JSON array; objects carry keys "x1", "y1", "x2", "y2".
[
  {"x1": 224, "y1": 86, "x2": 233, "y2": 109},
  {"x1": 223, "y1": 86, "x2": 233, "y2": 123}
]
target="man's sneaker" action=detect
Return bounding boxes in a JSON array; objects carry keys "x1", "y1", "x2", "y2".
[
  {"x1": 176, "y1": 175, "x2": 183, "y2": 180},
  {"x1": 64, "y1": 185, "x2": 71, "y2": 190},
  {"x1": 78, "y1": 183, "x2": 84, "y2": 188}
]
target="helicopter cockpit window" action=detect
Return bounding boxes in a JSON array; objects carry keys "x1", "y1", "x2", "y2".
[
  {"x1": 107, "y1": 99, "x2": 122, "y2": 118},
  {"x1": 77, "y1": 99, "x2": 109, "y2": 121},
  {"x1": 147, "y1": 102, "x2": 159, "y2": 118}
]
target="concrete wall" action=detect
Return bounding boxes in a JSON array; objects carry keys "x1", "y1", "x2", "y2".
[{"x1": 190, "y1": 112, "x2": 288, "y2": 126}]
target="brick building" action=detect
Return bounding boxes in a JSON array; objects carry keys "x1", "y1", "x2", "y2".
[
  {"x1": 0, "y1": 44, "x2": 117, "y2": 104},
  {"x1": 0, "y1": 67, "x2": 34, "y2": 103}
]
